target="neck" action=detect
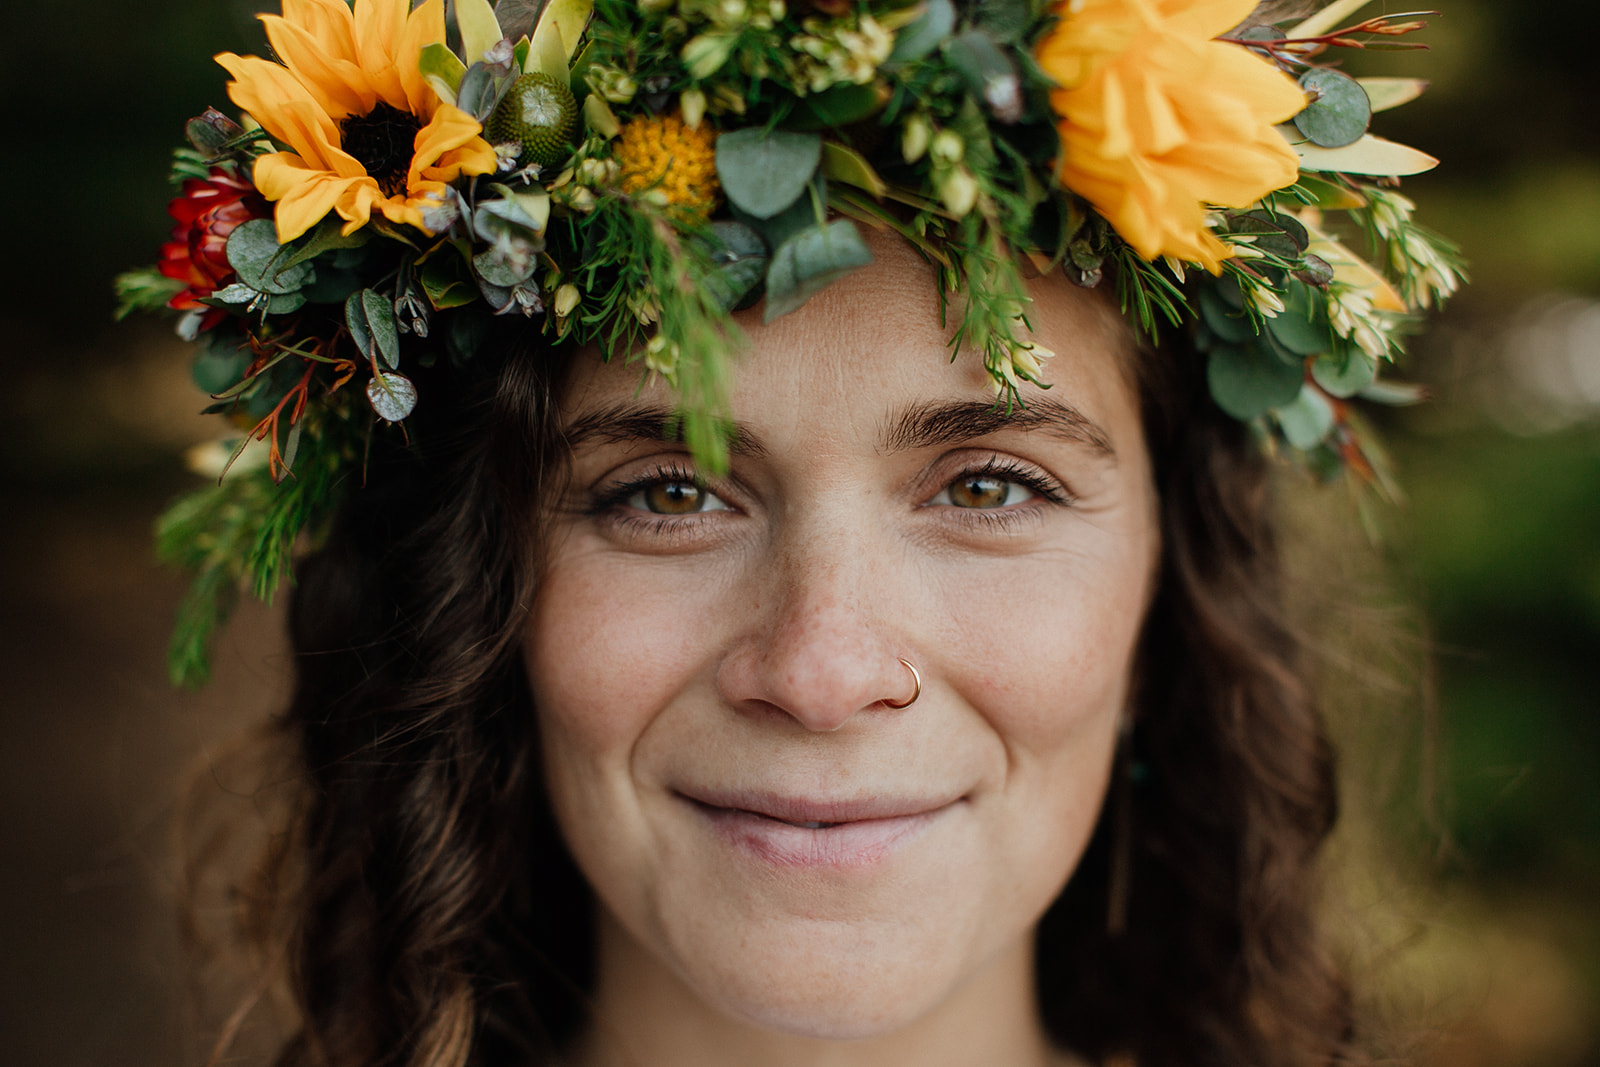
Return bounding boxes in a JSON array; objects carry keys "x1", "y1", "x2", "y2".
[{"x1": 570, "y1": 911, "x2": 1074, "y2": 1067}]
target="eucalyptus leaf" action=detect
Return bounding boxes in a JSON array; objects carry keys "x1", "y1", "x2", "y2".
[
  {"x1": 1273, "y1": 385, "x2": 1335, "y2": 450},
  {"x1": 1295, "y1": 68, "x2": 1371, "y2": 149},
  {"x1": 700, "y1": 221, "x2": 770, "y2": 312},
  {"x1": 716, "y1": 128, "x2": 823, "y2": 220},
  {"x1": 267, "y1": 293, "x2": 308, "y2": 315},
  {"x1": 366, "y1": 371, "x2": 418, "y2": 422},
  {"x1": 226, "y1": 219, "x2": 314, "y2": 295},
  {"x1": 473, "y1": 247, "x2": 538, "y2": 287},
  {"x1": 975, "y1": 0, "x2": 1030, "y2": 43},
  {"x1": 1312, "y1": 348, "x2": 1378, "y2": 397},
  {"x1": 946, "y1": 31, "x2": 1022, "y2": 123},
  {"x1": 763, "y1": 220, "x2": 873, "y2": 322},
  {"x1": 1198, "y1": 284, "x2": 1254, "y2": 345},
  {"x1": 1265, "y1": 282, "x2": 1330, "y2": 357},
  {"x1": 1207, "y1": 344, "x2": 1305, "y2": 420},
  {"x1": 192, "y1": 335, "x2": 253, "y2": 395},
  {"x1": 345, "y1": 289, "x2": 401, "y2": 369},
  {"x1": 280, "y1": 215, "x2": 369, "y2": 270},
  {"x1": 887, "y1": 0, "x2": 955, "y2": 64},
  {"x1": 211, "y1": 282, "x2": 260, "y2": 305},
  {"x1": 793, "y1": 84, "x2": 885, "y2": 129},
  {"x1": 731, "y1": 172, "x2": 824, "y2": 254}
]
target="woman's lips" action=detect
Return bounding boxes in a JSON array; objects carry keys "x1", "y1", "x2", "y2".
[{"x1": 677, "y1": 789, "x2": 961, "y2": 869}]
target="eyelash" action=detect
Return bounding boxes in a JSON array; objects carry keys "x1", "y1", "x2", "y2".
[
  {"x1": 587, "y1": 456, "x2": 1073, "y2": 540},
  {"x1": 926, "y1": 457, "x2": 1073, "y2": 533}
]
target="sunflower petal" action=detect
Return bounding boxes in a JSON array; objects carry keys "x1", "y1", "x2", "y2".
[
  {"x1": 410, "y1": 104, "x2": 496, "y2": 185},
  {"x1": 280, "y1": 0, "x2": 361, "y2": 62},
  {"x1": 353, "y1": 0, "x2": 413, "y2": 110},
  {"x1": 261, "y1": 14, "x2": 376, "y2": 118},
  {"x1": 255, "y1": 154, "x2": 366, "y2": 242},
  {"x1": 218, "y1": 53, "x2": 345, "y2": 170},
  {"x1": 398, "y1": 0, "x2": 449, "y2": 117},
  {"x1": 335, "y1": 180, "x2": 386, "y2": 236}
]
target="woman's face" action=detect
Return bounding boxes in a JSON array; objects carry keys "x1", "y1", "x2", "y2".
[{"x1": 524, "y1": 236, "x2": 1159, "y2": 1043}]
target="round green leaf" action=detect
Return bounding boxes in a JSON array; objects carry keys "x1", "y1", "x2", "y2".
[
  {"x1": 1207, "y1": 344, "x2": 1304, "y2": 420},
  {"x1": 1198, "y1": 284, "x2": 1254, "y2": 344},
  {"x1": 887, "y1": 0, "x2": 955, "y2": 64},
  {"x1": 716, "y1": 128, "x2": 822, "y2": 220},
  {"x1": 1266, "y1": 282, "x2": 1330, "y2": 357},
  {"x1": 226, "y1": 219, "x2": 314, "y2": 295},
  {"x1": 1295, "y1": 68, "x2": 1372, "y2": 149},
  {"x1": 1311, "y1": 348, "x2": 1378, "y2": 398},
  {"x1": 366, "y1": 371, "x2": 418, "y2": 422},
  {"x1": 763, "y1": 220, "x2": 873, "y2": 322},
  {"x1": 1273, "y1": 385, "x2": 1335, "y2": 450},
  {"x1": 192, "y1": 336, "x2": 252, "y2": 395},
  {"x1": 700, "y1": 221, "x2": 769, "y2": 313}
]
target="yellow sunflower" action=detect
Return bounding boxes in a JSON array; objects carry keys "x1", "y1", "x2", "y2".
[
  {"x1": 217, "y1": 0, "x2": 497, "y2": 243},
  {"x1": 1036, "y1": 0, "x2": 1306, "y2": 272}
]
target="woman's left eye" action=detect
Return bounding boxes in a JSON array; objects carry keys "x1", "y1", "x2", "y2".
[{"x1": 930, "y1": 474, "x2": 1037, "y2": 509}]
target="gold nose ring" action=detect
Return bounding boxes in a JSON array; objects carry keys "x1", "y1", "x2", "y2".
[{"x1": 883, "y1": 657, "x2": 921, "y2": 709}]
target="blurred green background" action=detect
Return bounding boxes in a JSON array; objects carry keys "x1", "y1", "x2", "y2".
[{"x1": 1, "y1": 2, "x2": 1596, "y2": 1065}]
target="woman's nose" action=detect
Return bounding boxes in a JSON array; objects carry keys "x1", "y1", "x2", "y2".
[{"x1": 715, "y1": 544, "x2": 916, "y2": 732}]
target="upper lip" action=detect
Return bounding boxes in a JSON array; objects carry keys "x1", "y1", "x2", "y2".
[{"x1": 676, "y1": 787, "x2": 963, "y2": 826}]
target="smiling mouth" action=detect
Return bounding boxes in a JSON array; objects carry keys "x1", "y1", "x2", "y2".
[{"x1": 677, "y1": 790, "x2": 960, "y2": 868}]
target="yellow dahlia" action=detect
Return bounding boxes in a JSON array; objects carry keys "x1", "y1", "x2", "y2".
[
  {"x1": 1036, "y1": 0, "x2": 1306, "y2": 272},
  {"x1": 217, "y1": 0, "x2": 497, "y2": 243}
]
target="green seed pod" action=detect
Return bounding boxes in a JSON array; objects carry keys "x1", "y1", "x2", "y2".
[{"x1": 487, "y1": 72, "x2": 578, "y2": 169}]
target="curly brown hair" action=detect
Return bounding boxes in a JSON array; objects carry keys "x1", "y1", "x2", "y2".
[{"x1": 212, "y1": 284, "x2": 1357, "y2": 1067}]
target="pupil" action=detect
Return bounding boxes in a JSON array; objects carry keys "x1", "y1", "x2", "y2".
[
  {"x1": 646, "y1": 481, "x2": 702, "y2": 514},
  {"x1": 952, "y1": 477, "x2": 1006, "y2": 509},
  {"x1": 339, "y1": 102, "x2": 423, "y2": 198}
]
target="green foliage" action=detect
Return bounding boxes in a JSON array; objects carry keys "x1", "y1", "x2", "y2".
[
  {"x1": 112, "y1": 268, "x2": 184, "y2": 320},
  {"x1": 155, "y1": 425, "x2": 349, "y2": 687}
]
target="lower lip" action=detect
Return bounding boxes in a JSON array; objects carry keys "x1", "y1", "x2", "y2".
[{"x1": 692, "y1": 803, "x2": 947, "y2": 869}]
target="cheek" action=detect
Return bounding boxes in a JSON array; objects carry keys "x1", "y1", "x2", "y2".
[
  {"x1": 938, "y1": 547, "x2": 1151, "y2": 754},
  {"x1": 524, "y1": 549, "x2": 719, "y2": 760}
]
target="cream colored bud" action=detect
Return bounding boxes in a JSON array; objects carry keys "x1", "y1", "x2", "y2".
[
  {"x1": 681, "y1": 87, "x2": 708, "y2": 130},
  {"x1": 930, "y1": 129, "x2": 964, "y2": 165},
  {"x1": 938, "y1": 166, "x2": 979, "y2": 218},
  {"x1": 902, "y1": 115, "x2": 931, "y2": 163},
  {"x1": 565, "y1": 186, "x2": 598, "y2": 213},
  {"x1": 554, "y1": 283, "x2": 580, "y2": 318}
]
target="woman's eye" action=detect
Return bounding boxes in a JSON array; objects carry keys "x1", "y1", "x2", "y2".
[
  {"x1": 934, "y1": 475, "x2": 1037, "y2": 510},
  {"x1": 628, "y1": 479, "x2": 731, "y2": 515}
]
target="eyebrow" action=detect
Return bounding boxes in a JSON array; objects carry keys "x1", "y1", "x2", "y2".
[
  {"x1": 563, "y1": 402, "x2": 770, "y2": 457},
  {"x1": 881, "y1": 397, "x2": 1116, "y2": 458}
]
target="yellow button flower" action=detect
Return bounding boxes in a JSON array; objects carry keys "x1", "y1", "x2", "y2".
[
  {"x1": 615, "y1": 114, "x2": 721, "y2": 219},
  {"x1": 216, "y1": 0, "x2": 498, "y2": 243},
  {"x1": 1037, "y1": 0, "x2": 1306, "y2": 272}
]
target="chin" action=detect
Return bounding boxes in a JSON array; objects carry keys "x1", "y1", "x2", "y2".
[{"x1": 659, "y1": 913, "x2": 985, "y2": 1041}]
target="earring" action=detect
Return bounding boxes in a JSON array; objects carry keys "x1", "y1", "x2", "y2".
[{"x1": 882, "y1": 657, "x2": 921, "y2": 709}]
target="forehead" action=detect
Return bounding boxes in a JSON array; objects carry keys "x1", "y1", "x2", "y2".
[{"x1": 557, "y1": 230, "x2": 1142, "y2": 455}]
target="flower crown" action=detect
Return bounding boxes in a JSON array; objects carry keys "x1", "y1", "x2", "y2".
[{"x1": 116, "y1": 0, "x2": 1464, "y2": 685}]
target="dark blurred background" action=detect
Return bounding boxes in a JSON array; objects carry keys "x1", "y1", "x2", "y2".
[{"x1": 2, "y1": 2, "x2": 1597, "y2": 1064}]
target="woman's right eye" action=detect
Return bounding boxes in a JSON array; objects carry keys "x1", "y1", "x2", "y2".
[{"x1": 626, "y1": 479, "x2": 732, "y2": 515}]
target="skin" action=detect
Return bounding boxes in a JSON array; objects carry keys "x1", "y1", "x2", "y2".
[{"x1": 523, "y1": 233, "x2": 1160, "y2": 1067}]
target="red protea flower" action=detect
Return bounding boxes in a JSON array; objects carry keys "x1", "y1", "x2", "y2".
[{"x1": 158, "y1": 166, "x2": 269, "y2": 333}]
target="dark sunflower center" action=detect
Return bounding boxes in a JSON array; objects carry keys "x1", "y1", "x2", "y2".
[{"x1": 339, "y1": 102, "x2": 423, "y2": 198}]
